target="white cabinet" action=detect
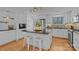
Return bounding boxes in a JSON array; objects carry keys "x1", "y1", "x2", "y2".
[
  {"x1": 16, "y1": 29, "x2": 27, "y2": 40},
  {"x1": 73, "y1": 32, "x2": 79, "y2": 50},
  {"x1": 52, "y1": 29, "x2": 68, "y2": 38},
  {"x1": 0, "y1": 30, "x2": 17, "y2": 45}
]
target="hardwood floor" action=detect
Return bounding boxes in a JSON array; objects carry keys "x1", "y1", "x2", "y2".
[
  {"x1": 0, "y1": 39, "x2": 24, "y2": 51},
  {"x1": 0, "y1": 37, "x2": 75, "y2": 51},
  {"x1": 49, "y1": 37, "x2": 75, "y2": 51}
]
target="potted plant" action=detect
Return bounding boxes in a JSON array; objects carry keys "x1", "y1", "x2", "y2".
[{"x1": 35, "y1": 21, "x2": 42, "y2": 31}]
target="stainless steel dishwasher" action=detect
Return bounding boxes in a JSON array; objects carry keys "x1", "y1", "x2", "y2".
[{"x1": 68, "y1": 29, "x2": 73, "y2": 47}]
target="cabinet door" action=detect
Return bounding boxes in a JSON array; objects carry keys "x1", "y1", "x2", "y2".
[
  {"x1": 0, "y1": 31, "x2": 8, "y2": 45},
  {"x1": 52, "y1": 29, "x2": 68, "y2": 38},
  {"x1": 8, "y1": 31, "x2": 16, "y2": 41},
  {"x1": 0, "y1": 31, "x2": 16, "y2": 45},
  {"x1": 73, "y1": 32, "x2": 79, "y2": 50}
]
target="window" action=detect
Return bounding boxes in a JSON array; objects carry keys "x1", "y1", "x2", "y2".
[{"x1": 53, "y1": 17, "x2": 64, "y2": 24}]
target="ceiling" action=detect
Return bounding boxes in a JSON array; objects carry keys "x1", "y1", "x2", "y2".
[{"x1": 0, "y1": 7, "x2": 79, "y2": 15}]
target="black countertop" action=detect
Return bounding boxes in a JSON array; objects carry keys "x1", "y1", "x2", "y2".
[{"x1": 22, "y1": 30, "x2": 49, "y2": 34}]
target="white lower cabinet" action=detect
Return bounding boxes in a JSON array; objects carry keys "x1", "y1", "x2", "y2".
[
  {"x1": 73, "y1": 32, "x2": 79, "y2": 51},
  {"x1": 52, "y1": 29, "x2": 68, "y2": 38},
  {"x1": 16, "y1": 30, "x2": 27, "y2": 40},
  {"x1": 0, "y1": 30, "x2": 17, "y2": 45}
]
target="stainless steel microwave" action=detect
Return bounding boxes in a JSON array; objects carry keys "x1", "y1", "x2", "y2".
[{"x1": 19, "y1": 23, "x2": 26, "y2": 29}]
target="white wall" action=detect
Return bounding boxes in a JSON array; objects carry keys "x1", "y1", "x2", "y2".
[
  {"x1": 34, "y1": 7, "x2": 79, "y2": 25},
  {"x1": 29, "y1": 10, "x2": 73, "y2": 26},
  {"x1": 26, "y1": 13, "x2": 34, "y2": 31}
]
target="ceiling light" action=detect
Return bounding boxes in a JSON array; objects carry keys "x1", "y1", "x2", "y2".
[
  {"x1": 3, "y1": 16, "x2": 14, "y2": 20},
  {"x1": 32, "y1": 7, "x2": 41, "y2": 12}
]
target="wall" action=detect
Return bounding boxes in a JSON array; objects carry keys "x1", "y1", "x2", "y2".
[
  {"x1": 34, "y1": 8, "x2": 79, "y2": 25},
  {"x1": 31, "y1": 10, "x2": 73, "y2": 26}
]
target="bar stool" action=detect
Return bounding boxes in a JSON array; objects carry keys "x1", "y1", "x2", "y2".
[
  {"x1": 33, "y1": 37, "x2": 42, "y2": 51},
  {"x1": 24, "y1": 35, "x2": 32, "y2": 51},
  {"x1": 24, "y1": 36, "x2": 42, "y2": 51}
]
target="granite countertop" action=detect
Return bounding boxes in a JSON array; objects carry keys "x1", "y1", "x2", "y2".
[
  {"x1": 22, "y1": 30, "x2": 49, "y2": 34},
  {"x1": 47, "y1": 26, "x2": 79, "y2": 34},
  {"x1": 47, "y1": 26, "x2": 68, "y2": 29},
  {"x1": 68, "y1": 29, "x2": 79, "y2": 34}
]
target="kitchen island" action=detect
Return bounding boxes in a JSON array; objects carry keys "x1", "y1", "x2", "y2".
[{"x1": 22, "y1": 30, "x2": 52, "y2": 50}]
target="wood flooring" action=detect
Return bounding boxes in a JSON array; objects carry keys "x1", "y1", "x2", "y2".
[
  {"x1": 49, "y1": 37, "x2": 75, "y2": 51},
  {"x1": 0, "y1": 37, "x2": 75, "y2": 51}
]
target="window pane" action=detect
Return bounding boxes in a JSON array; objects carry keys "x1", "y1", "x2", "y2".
[
  {"x1": 53, "y1": 17, "x2": 57, "y2": 24},
  {"x1": 53, "y1": 17, "x2": 63, "y2": 24}
]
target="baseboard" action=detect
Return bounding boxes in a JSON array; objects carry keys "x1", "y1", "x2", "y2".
[{"x1": 52, "y1": 36, "x2": 68, "y2": 40}]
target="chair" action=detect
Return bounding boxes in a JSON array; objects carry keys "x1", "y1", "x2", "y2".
[{"x1": 24, "y1": 35, "x2": 33, "y2": 51}]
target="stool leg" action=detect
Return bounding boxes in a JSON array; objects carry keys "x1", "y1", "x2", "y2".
[
  {"x1": 33, "y1": 39, "x2": 35, "y2": 51},
  {"x1": 27, "y1": 40, "x2": 29, "y2": 51},
  {"x1": 23, "y1": 37, "x2": 26, "y2": 48},
  {"x1": 28, "y1": 44, "x2": 29, "y2": 51},
  {"x1": 39, "y1": 40, "x2": 42, "y2": 51}
]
